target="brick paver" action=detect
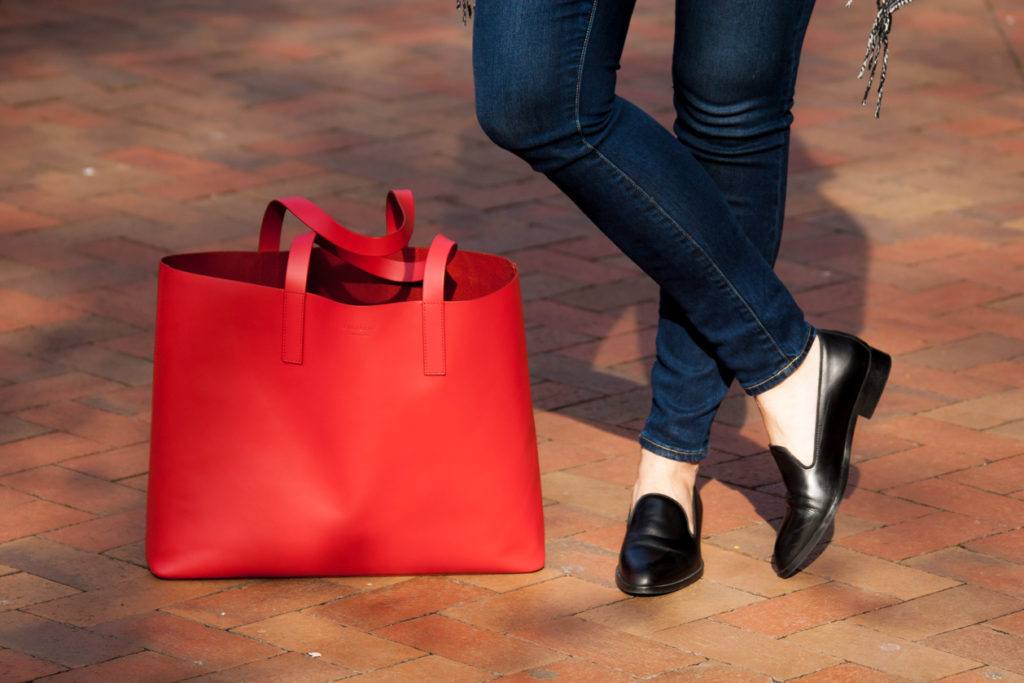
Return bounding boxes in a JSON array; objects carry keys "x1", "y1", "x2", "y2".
[{"x1": 0, "y1": 0, "x2": 1022, "y2": 680}]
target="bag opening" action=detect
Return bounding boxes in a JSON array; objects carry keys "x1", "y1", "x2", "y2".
[{"x1": 162, "y1": 246, "x2": 518, "y2": 306}]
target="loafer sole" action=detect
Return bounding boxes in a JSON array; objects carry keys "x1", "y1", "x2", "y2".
[{"x1": 615, "y1": 561, "x2": 704, "y2": 596}]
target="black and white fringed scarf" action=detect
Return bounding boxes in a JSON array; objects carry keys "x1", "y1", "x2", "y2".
[
  {"x1": 854, "y1": 0, "x2": 914, "y2": 117},
  {"x1": 455, "y1": 0, "x2": 913, "y2": 117}
]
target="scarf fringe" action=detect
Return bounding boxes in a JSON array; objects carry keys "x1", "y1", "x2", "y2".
[
  {"x1": 457, "y1": 0, "x2": 473, "y2": 24},
  {"x1": 852, "y1": 0, "x2": 914, "y2": 118}
]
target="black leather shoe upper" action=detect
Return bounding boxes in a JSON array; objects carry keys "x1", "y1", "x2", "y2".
[
  {"x1": 616, "y1": 492, "x2": 703, "y2": 596},
  {"x1": 772, "y1": 330, "x2": 890, "y2": 578}
]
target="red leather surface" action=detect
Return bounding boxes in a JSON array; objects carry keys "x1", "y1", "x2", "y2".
[{"x1": 147, "y1": 195, "x2": 543, "y2": 578}]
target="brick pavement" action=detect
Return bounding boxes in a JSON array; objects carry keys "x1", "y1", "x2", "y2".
[{"x1": 1, "y1": 0, "x2": 1023, "y2": 680}]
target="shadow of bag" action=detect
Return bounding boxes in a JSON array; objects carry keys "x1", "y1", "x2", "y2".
[{"x1": 146, "y1": 192, "x2": 544, "y2": 578}]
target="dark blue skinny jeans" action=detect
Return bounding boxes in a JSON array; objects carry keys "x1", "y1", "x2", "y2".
[{"x1": 474, "y1": 0, "x2": 817, "y2": 462}]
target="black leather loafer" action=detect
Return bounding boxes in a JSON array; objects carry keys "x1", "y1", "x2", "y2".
[
  {"x1": 615, "y1": 492, "x2": 703, "y2": 596},
  {"x1": 772, "y1": 330, "x2": 891, "y2": 578}
]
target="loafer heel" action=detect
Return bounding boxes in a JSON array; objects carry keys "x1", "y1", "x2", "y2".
[{"x1": 856, "y1": 346, "x2": 891, "y2": 419}]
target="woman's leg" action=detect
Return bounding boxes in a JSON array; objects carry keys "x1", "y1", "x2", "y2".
[{"x1": 473, "y1": 0, "x2": 888, "y2": 584}]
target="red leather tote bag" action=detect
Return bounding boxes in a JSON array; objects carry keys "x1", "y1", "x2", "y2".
[{"x1": 147, "y1": 192, "x2": 544, "y2": 578}]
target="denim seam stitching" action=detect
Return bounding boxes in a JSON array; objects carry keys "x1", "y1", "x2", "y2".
[{"x1": 573, "y1": 0, "x2": 601, "y2": 141}]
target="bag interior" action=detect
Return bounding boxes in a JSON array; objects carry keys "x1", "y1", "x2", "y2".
[{"x1": 163, "y1": 245, "x2": 517, "y2": 306}]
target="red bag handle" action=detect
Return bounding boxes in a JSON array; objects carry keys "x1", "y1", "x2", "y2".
[
  {"x1": 260, "y1": 191, "x2": 414, "y2": 255},
  {"x1": 281, "y1": 232, "x2": 458, "y2": 376},
  {"x1": 260, "y1": 191, "x2": 427, "y2": 282}
]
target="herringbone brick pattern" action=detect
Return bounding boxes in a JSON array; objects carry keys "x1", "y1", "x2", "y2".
[{"x1": 1, "y1": 0, "x2": 1023, "y2": 680}]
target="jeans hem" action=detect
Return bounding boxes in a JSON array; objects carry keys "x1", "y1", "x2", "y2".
[
  {"x1": 742, "y1": 325, "x2": 817, "y2": 397},
  {"x1": 639, "y1": 434, "x2": 707, "y2": 463}
]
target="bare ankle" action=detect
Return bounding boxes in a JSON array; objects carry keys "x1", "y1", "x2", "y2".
[
  {"x1": 632, "y1": 449, "x2": 699, "y2": 534},
  {"x1": 754, "y1": 335, "x2": 822, "y2": 467}
]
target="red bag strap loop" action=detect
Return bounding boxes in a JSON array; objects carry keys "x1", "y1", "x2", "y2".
[
  {"x1": 281, "y1": 232, "x2": 315, "y2": 365},
  {"x1": 422, "y1": 234, "x2": 457, "y2": 377},
  {"x1": 259, "y1": 191, "x2": 414, "y2": 255}
]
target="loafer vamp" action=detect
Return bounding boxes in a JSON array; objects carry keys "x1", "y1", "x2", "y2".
[
  {"x1": 616, "y1": 493, "x2": 703, "y2": 595},
  {"x1": 618, "y1": 535, "x2": 700, "y2": 586}
]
